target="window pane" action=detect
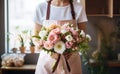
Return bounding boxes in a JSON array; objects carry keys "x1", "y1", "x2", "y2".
[{"x1": 8, "y1": 0, "x2": 45, "y2": 52}]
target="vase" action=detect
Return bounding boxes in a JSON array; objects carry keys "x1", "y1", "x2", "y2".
[
  {"x1": 19, "y1": 46, "x2": 26, "y2": 53},
  {"x1": 30, "y1": 46, "x2": 35, "y2": 53}
]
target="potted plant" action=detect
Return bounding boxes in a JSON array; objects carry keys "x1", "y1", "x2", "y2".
[
  {"x1": 18, "y1": 34, "x2": 26, "y2": 53},
  {"x1": 28, "y1": 30, "x2": 35, "y2": 53},
  {"x1": 29, "y1": 38, "x2": 35, "y2": 53}
]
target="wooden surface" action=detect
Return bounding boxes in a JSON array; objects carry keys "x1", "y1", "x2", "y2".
[
  {"x1": 90, "y1": 61, "x2": 120, "y2": 67},
  {"x1": 108, "y1": 61, "x2": 120, "y2": 67},
  {"x1": 1, "y1": 61, "x2": 120, "y2": 71},
  {"x1": 1, "y1": 65, "x2": 36, "y2": 70}
]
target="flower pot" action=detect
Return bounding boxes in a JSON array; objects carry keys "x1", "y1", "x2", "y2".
[
  {"x1": 30, "y1": 46, "x2": 35, "y2": 53},
  {"x1": 19, "y1": 47, "x2": 26, "y2": 53},
  {"x1": 12, "y1": 47, "x2": 17, "y2": 53}
]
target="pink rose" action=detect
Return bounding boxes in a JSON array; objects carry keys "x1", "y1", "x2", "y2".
[
  {"x1": 65, "y1": 41, "x2": 73, "y2": 49},
  {"x1": 70, "y1": 29, "x2": 78, "y2": 36},
  {"x1": 47, "y1": 32, "x2": 60, "y2": 44},
  {"x1": 44, "y1": 41, "x2": 53, "y2": 50},
  {"x1": 51, "y1": 28, "x2": 60, "y2": 34}
]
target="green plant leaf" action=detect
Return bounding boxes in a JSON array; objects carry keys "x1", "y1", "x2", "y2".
[{"x1": 32, "y1": 36, "x2": 41, "y2": 39}]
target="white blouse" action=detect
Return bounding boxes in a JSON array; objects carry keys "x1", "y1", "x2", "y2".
[{"x1": 33, "y1": 1, "x2": 88, "y2": 25}]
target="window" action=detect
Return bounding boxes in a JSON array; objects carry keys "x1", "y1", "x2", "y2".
[
  {"x1": 6, "y1": 0, "x2": 81, "y2": 53},
  {"x1": 6, "y1": 0, "x2": 45, "y2": 53}
]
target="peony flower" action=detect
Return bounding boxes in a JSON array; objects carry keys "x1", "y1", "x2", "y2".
[
  {"x1": 51, "y1": 28, "x2": 60, "y2": 34},
  {"x1": 65, "y1": 41, "x2": 73, "y2": 49},
  {"x1": 47, "y1": 32, "x2": 60, "y2": 43},
  {"x1": 39, "y1": 30, "x2": 48, "y2": 39},
  {"x1": 44, "y1": 41, "x2": 53, "y2": 50},
  {"x1": 65, "y1": 35, "x2": 73, "y2": 41},
  {"x1": 80, "y1": 30, "x2": 85, "y2": 37},
  {"x1": 54, "y1": 41, "x2": 66, "y2": 54},
  {"x1": 86, "y1": 34, "x2": 92, "y2": 41}
]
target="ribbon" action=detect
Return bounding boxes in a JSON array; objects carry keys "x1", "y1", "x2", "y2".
[{"x1": 52, "y1": 54, "x2": 71, "y2": 73}]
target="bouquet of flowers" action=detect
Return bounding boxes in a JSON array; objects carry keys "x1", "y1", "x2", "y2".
[
  {"x1": 34, "y1": 23, "x2": 91, "y2": 72},
  {"x1": 36, "y1": 23, "x2": 91, "y2": 54}
]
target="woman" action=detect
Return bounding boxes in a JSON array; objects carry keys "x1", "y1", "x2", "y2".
[{"x1": 34, "y1": 0, "x2": 88, "y2": 74}]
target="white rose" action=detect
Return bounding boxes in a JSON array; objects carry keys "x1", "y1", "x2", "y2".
[
  {"x1": 86, "y1": 34, "x2": 92, "y2": 41},
  {"x1": 65, "y1": 35, "x2": 73, "y2": 41},
  {"x1": 61, "y1": 29, "x2": 68, "y2": 34},
  {"x1": 39, "y1": 30, "x2": 48, "y2": 39},
  {"x1": 54, "y1": 41, "x2": 66, "y2": 54},
  {"x1": 80, "y1": 30, "x2": 85, "y2": 37}
]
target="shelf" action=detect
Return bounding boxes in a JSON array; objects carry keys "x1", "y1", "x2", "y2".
[
  {"x1": 85, "y1": 0, "x2": 109, "y2": 16},
  {"x1": 87, "y1": 14, "x2": 109, "y2": 17},
  {"x1": 113, "y1": 14, "x2": 120, "y2": 16},
  {"x1": 0, "y1": 65, "x2": 36, "y2": 70},
  {"x1": 90, "y1": 61, "x2": 120, "y2": 67}
]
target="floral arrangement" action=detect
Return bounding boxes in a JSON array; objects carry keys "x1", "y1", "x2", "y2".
[
  {"x1": 35, "y1": 23, "x2": 91, "y2": 55},
  {"x1": 34, "y1": 23, "x2": 91, "y2": 72}
]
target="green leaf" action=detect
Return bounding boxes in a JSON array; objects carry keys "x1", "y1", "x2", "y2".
[
  {"x1": 32, "y1": 36, "x2": 41, "y2": 39},
  {"x1": 29, "y1": 39, "x2": 35, "y2": 46}
]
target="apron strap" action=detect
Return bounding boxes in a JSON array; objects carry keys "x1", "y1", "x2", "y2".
[
  {"x1": 46, "y1": 0, "x2": 75, "y2": 20},
  {"x1": 69, "y1": 0, "x2": 75, "y2": 19},
  {"x1": 46, "y1": 0, "x2": 52, "y2": 20}
]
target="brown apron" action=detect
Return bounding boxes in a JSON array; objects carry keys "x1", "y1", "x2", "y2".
[{"x1": 43, "y1": 0, "x2": 82, "y2": 74}]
